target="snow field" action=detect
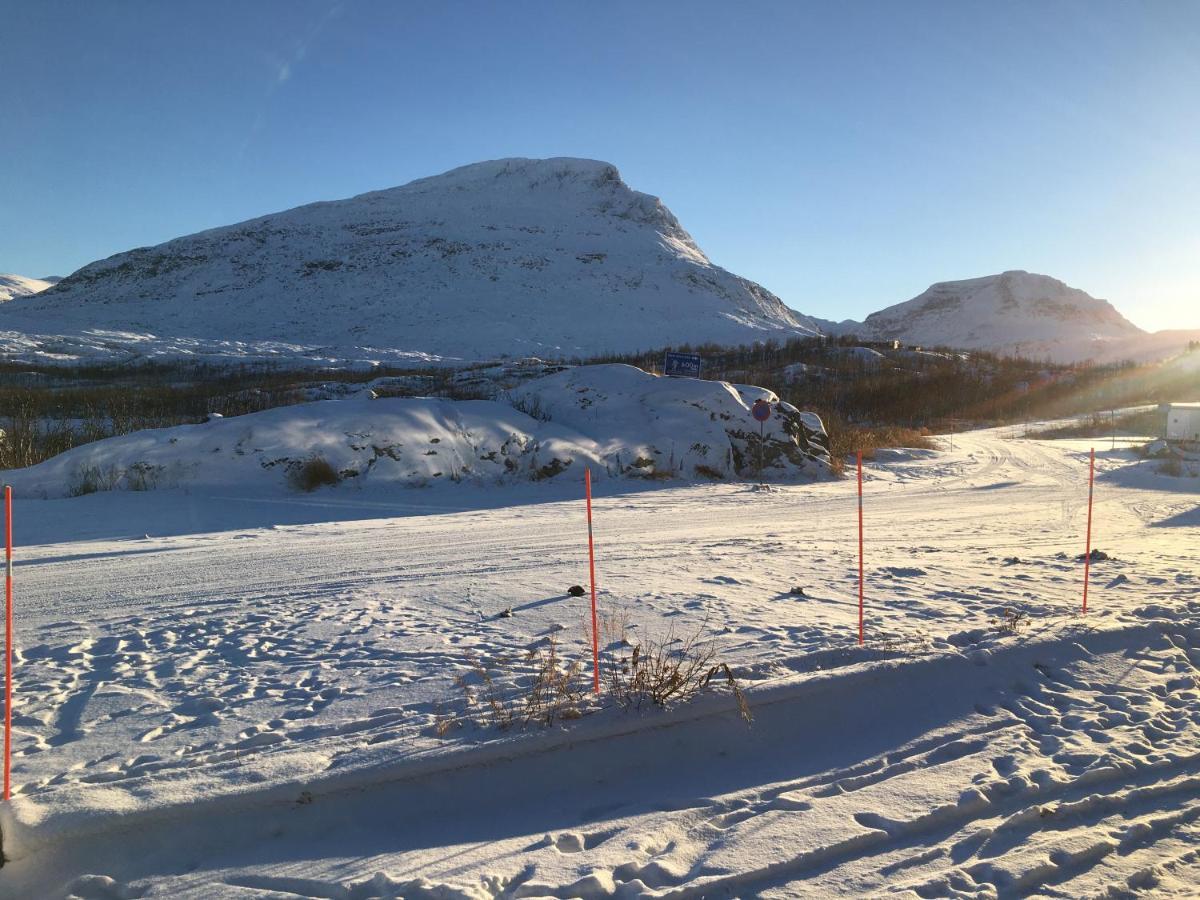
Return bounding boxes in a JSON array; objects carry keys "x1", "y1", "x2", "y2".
[{"x1": 0, "y1": 427, "x2": 1195, "y2": 896}]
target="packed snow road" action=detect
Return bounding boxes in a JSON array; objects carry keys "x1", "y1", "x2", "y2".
[{"x1": 1, "y1": 428, "x2": 1197, "y2": 898}]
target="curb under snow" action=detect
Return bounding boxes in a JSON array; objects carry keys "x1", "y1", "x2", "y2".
[{"x1": 0, "y1": 617, "x2": 1180, "y2": 866}]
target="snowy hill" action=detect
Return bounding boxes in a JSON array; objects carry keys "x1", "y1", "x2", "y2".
[
  {"x1": 811, "y1": 272, "x2": 1199, "y2": 364},
  {"x1": 0, "y1": 158, "x2": 820, "y2": 366},
  {"x1": 0, "y1": 273, "x2": 56, "y2": 302},
  {"x1": 861, "y1": 271, "x2": 1143, "y2": 362},
  {"x1": 3, "y1": 365, "x2": 830, "y2": 497}
]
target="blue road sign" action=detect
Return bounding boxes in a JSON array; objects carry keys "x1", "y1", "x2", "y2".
[{"x1": 663, "y1": 352, "x2": 702, "y2": 378}]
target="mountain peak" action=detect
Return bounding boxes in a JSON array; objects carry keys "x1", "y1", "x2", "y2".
[
  {"x1": 0, "y1": 158, "x2": 817, "y2": 366},
  {"x1": 862, "y1": 271, "x2": 1142, "y2": 361},
  {"x1": 412, "y1": 156, "x2": 622, "y2": 185}
]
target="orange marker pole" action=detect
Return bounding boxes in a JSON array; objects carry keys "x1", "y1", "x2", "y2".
[
  {"x1": 4, "y1": 485, "x2": 12, "y2": 801},
  {"x1": 857, "y1": 451, "x2": 864, "y2": 646},
  {"x1": 585, "y1": 469, "x2": 600, "y2": 694},
  {"x1": 1082, "y1": 448, "x2": 1095, "y2": 614}
]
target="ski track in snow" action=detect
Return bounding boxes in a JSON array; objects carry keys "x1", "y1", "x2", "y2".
[{"x1": 1, "y1": 428, "x2": 1198, "y2": 898}]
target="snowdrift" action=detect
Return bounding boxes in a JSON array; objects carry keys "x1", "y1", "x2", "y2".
[
  {"x1": 2, "y1": 365, "x2": 830, "y2": 497},
  {"x1": 511, "y1": 364, "x2": 829, "y2": 478}
]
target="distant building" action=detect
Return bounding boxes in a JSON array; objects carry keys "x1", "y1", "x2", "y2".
[{"x1": 1164, "y1": 403, "x2": 1200, "y2": 443}]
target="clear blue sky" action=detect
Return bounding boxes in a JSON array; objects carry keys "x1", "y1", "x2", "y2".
[{"x1": 2, "y1": 0, "x2": 1197, "y2": 330}]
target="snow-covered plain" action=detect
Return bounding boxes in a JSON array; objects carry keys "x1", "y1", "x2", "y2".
[{"x1": 0, "y1": 427, "x2": 1197, "y2": 898}]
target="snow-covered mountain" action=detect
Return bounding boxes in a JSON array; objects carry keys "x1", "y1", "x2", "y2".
[
  {"x1": 0, "y1": 273, "x2": 56, "y2": 303},
  {"x1": 858, "y1": 271, "x2": 1143, "y2": 362},
  {"x1": 0, "y1": 158, "x2": 819, "y2": 366},
  {"x1": 828, "y1": 270, "x2": 1196, "y2": 363}
]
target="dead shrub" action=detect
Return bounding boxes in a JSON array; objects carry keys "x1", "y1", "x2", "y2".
[
  {"x1": 827, "y1": 425, "x2": 938, "y2": 475},
  {"x1": 507, "y1": 392, "x2": 550, "y2": 422},
  {"x1": 288, "y1": 455, "x2": 340, "y2": 491},
  {"x1": 125, "y1": 461, "x2": 163, "y2": 491},
  {"x1": 519, "y1": 637, "x2": 588, "y2": 727},
  {"x1": 68, "y1": 463, "x2": 123, "y2": 496},
  {"x1": 437, "y1": 614, "x2": 751, "y2": 735},
  {"x1": 450, "y1": 635, "x2": 588, "y2": 732},
  {"x1": 1158, "y1": 456, "x2": 1184, "y2": 477},
  {"x1": 605, "y1": 622, "x2": 752, "y2": 725},
  {"x1": 991, "y1": 607, "x2": 1029, "y2": 636}
]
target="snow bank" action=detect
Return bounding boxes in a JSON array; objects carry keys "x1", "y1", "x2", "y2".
[
  {"x1": 1, "y1": 365, "x2": 830, "y2": 497},
  {"x1": 512, "y1": 364, "x2": 830, "y2": 479}
]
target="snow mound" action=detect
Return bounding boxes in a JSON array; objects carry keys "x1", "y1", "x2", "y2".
[
  {"x1": 3, "y1": 365, "x2": 829, "y2": 497},
  {"x1": 0, "y1": 158, "x2": 820, "y2": 366},
  {"x1": 513, "y1": 364, "x2": 830, "y2": 479}
]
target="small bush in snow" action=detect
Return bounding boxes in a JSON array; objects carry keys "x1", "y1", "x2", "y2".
[
  {"x1": 827, "y1": 425, "x2": 937, "y2": 476},
  {"x1": 126, "y1": 461, "x2": 163, "y2": 491},
  {"x1": 452, "y1": 635, "x2": 587, "y2": 731},
  {"x1": 507, "y1": 392, "x2": 551, "y2": 422},
  {"x1": 532, "y1": 457, "x2": 572, "y2": 480},
  {"x1": 68, "y1": 463, "x2": 122, "y2": 497},
  {"x1": 605, "y1": 622, "x2": 752, "y2": 725},
  {"x1": 438, "y1": 619, "x2": 750, "y2": 734},
  {"x1": 1158, "y1": 456, "x2": 1184, "y2": 477},
  {"x1": 288, "y1": 455, "x2": 341, "y2": 492},
  {"x1": 991, "y1": 607, "x2": 1029, "y2": 636}
]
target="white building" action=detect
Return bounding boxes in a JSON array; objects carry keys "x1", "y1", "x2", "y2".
[{"x1": 1165, "y1": 403, "x2": 1200, "y2": 443}]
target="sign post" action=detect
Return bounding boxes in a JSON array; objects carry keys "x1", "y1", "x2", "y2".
[
  {"x1": 856, "y1": 452, "x2": 864, "y2": 645},
  {"x1": 4, "y1": 485, "x2": 11, "y2": 801},
  {"x1": 751, "y1": 399, "x2": 771, "y2": 482},
  {"x1": 1082, "y1": 448, "x2": 1095, "y2": 615},
  {"x1": 584, "y1": 469, "x2": 600, "y2": 694}
]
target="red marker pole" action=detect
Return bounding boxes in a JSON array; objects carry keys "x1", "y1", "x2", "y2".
[
  {"x1": 1082, "y1": 448, "x2": 1095, "y2": 615},
  {"x1": 4, "y1": 485, "x2": 12, "y2": 801},
  {"x1": 584, "y1": 469, "x2": 600, "y2": 694},
  {"x1": 856, "y1": 451, "x2": 864, "y2": 645}
]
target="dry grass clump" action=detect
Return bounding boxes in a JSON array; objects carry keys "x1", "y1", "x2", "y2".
[
  {"x1": 1158, "y1": 456, "x2": 1184, "y2": 477},
  {"x1": 68, "y1": 463, "x2": 123, "y2": 496},
  {"x1": 991, "y1": 607, "x2": 1029, "y2": 636},
  {"x1": 826, "y1": 425, "x2": 937, "y2": 475},
  {"x1": 1027, "y1": 409, "x2": 1161, "y2": 440},
  {"x1": 288, "y1": 455, "x2": 340, "y2": 491},
  {"x1": 436, "y1": 614, "x2": 752, "y2": 736},
  {"x1": 605, "y1": 623, "x2": 752, "y2": 725},
  {"x1": 452, "y1": 635, "x2": 588, "y2": 731}
]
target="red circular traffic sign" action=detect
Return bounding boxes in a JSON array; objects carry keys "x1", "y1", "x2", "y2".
[{"x1": 751, "y1": 399, "x2": 772, "y2": 422}]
